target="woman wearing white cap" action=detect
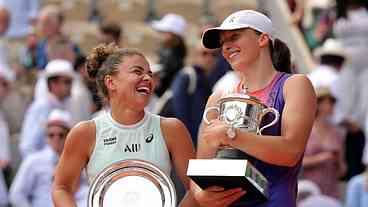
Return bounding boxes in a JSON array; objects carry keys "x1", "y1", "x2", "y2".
[
  {"x1": 193, "y1": 10, "x2": 317, "y2": 207},
  {"x1": 9, "y1": 109, "x2": 87, "y2": 207},
  {"x1": 52, "y1": 44, "x2": 197, "y2": 206}
]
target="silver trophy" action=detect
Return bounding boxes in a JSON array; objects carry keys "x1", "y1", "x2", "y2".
[
  {"x1": 187, "y1": 92, "x2": 279, "y2": 204},
  {"x1": 88, "y1": 159, "x2": 176, "y2": 207}
]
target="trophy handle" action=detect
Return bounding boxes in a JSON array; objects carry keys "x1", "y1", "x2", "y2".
[
  {"x1": 203, "y1": 106, "x2": 220, "y2": 125},
  {"x1": 258, "y1": 108, "x2": 280, "y2": 135}
]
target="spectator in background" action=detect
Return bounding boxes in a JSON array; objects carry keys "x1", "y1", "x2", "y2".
[
  {"x1": 332, "y1": 0, "x2": 368, "y2": 180},
  {"x1": 68, "y1": 55, "x2": 93, "y2": 124},
  {"x1": 302, "y1": 0, "x2": 336, "y2": 51},
  {"x1": 198, "y1": 18, "x2": 231, "y2": 90},
  {"x1": 171, "y1": 44, "x2": 218, "y2": 146},
  {"x1": 151, "y1": 13, "x2": 187, "y2": 97},
  {"x1": 302, "y1": 87, "x2": 346, "y2": 199},
  {"x1": 98, "y1": 22, "x2": 122, "y2": 46},
  {"x1": 297, "y1": 179, "x2": 343, "y2": 207},
  {"x1": 19, "y1": 27, "x2": 39, "y2": 71},
  {"x1": 308, "y1": 38, "x2": 346, "y2": 89},
  {"x1": 19, "y1": 59, "x2": 74, "y2": 158},
  {"x1": 34, "y1": 36, "x2": 77, "y2": 101},
  {"x1": 145, "y1": 61, "x2": 163, "y2": 113},
  {"x1": 344, "y1": 161, "x2": 368, "y2": 207},
  {"x1": 0, "y1": 0, "x2": 39, "y2": 39},
  {"x1": 35, "y1": 5, "x2": 82, "y2": 70},
  {"x1": 0, "y1": 6, "x2": 14, "y2": 78},
  {"x1": 0, "y1": 68, "x2": 13, "y2": 207},
  {"x1": 10, "y1": 109, "x2": 88, "y2": 207},
  {"x1": 0, "y1": 171, "x2": 7, "y2": 207}
]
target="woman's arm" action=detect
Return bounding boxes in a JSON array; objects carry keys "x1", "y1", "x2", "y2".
[
  {"x1": 161, "y1": 117, "x2": 199, "y2": 207},
  {"x1": 52, "y1": 121, "x2": 95, "y2": 207},
  {"x1": 225, "y1": 75, "x2": 316, "y2": 166}
]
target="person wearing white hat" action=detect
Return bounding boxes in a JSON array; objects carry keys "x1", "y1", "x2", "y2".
[
  {"x1": 19, "y1": 59, "x2": 74, "y2": 158},
  {"x1": 308, "y1": 38, "x2": 346, "y2": 90},
  {"x1": 193, "y1": 10, "x2": 317, "y2": 207},
  {"x1": 151, "y1": 13, "x2": 188, "y2": 97},
  {"x1": 10, "y1": 109, "x2": 88, "y2": 207}
]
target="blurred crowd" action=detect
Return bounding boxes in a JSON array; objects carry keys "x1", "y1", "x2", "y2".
[{"x1": 0, "y1": 0, "x2": 368, "y2": 207}]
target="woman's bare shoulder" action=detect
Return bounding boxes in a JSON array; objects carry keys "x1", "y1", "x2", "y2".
[
  {"x1": 283, "y1": 74, "x2": 315, "y2": 97},
  {"x1": 65, "y1": 120, "x2": 96, "y2": 156}
]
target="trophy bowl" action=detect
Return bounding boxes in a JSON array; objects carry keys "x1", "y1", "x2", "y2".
[
  {"x1": 204, "y1": 93, "x2": 279, "y2": 135},
  {"x1": 88, "y1": 159, "x2": 176, "y2": 207}
]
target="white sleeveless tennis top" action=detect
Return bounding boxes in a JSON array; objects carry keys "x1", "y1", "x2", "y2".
[{"x1": 86, "y1": 111, "x2": 172, "y2": 184}]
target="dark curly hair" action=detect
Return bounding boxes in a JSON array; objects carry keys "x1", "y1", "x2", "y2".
[{"x1": 86, "y1": 43, "x2": 145, "y2": 99}]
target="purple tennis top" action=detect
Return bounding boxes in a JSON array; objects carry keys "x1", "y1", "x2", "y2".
[{"x1": 234, "y1": 72, "x2": 301, "y2": 207}]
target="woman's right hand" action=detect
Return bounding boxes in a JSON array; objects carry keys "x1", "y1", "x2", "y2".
[
  {"x1": 200, "y1": 119, "x2": 230, "y2": 151},
  {"x1": 193, "y1": 186, "x2": 246, "y2": 207}
]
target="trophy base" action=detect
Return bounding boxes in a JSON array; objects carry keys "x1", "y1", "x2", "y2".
[
  {"x1": 187, "y1": 159, "x2": 268, "y2": 204},
  {"x1": 216, "y1": 147, "x2": 248, "y2": 159}
]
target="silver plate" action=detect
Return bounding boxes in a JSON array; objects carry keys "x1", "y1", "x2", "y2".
[{"x1": 88, "y1": 159, "x2": 177, "y2": 207}]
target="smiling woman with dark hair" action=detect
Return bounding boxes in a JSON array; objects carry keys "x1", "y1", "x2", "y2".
[{"x1": 52, "y1": 43, "x2": 198, "y2": 207}]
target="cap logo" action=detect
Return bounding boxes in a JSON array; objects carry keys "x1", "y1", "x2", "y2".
[{"x1": 228, "y1": 16, "x2": 236, "y2": 23}]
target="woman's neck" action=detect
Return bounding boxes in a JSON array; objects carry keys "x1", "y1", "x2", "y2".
[
  {"x1": 238, "y1": 54, "x2": 277, "y2": 93},
  {"x1": 109, "y1": 99, "x2": 145, "y2": 125}
]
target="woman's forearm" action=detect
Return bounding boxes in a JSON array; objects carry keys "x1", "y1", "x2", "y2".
[
  {"x1": 228, "y1": 132, "x2": 306, "y2": 167},
  {"x1": 52, "y1": 188, "x2": 78, "y2": 207},
  {"x1": 179, "y1": 191, "x2": 200, "y2": 207}
]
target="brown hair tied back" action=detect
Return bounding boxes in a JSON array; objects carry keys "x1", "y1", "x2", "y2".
[
  {"x1": 86, "y1": 43, "x2": 118, "y2": 79},
  {"x1": 85, "y1": 43, "x2": 145, "y2": 100}
]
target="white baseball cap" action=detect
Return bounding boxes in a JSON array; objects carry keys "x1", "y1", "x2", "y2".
[
  {"x1": 202, "y1": 10, "x2": 273, "y2": 49},
  {"x1": 47, "y1": 109, "x2": 72, "y2": 129},
  {"x1": 44, "y1": 59, "x2": 75, "y2": 79},
  {"x1": 151, "y1": 13, "x2": 187, "y2": 37},
  {"x1": 313, "y1": 38, "x2": 346, "y2": 59}
]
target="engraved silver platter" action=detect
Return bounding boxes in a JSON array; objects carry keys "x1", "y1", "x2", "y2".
[{"x1": 88, "y1": 159, "x2": 177, "y2": 207}]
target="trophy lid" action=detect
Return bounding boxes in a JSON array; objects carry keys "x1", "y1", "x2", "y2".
[
  {"x1": 219, "y1": 92, "x2": 266, "y2": 106},
  {"x1": 88, "y1": 159, "x2": 176, "y2": 207}
]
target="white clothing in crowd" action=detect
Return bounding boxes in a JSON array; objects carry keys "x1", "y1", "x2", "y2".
[
  {"x1": 19, "y1": 60, "x2": 75, "y2": 157},
  {"x1": 34, "y1": 67, "x2": 92, "y2": 125},
  {"x1": 299, "y1": 195, "x2": 343, "y2": 207},
  {"x1": 0, "y1": 0, "x2": 39, "y2": 38},
  {"x1": 0, "y1": 112, "x2": 9, "y2": 207},
  {"x1": 0, "y1": 111, "x2": 10, "y2": 165},
  {"x1": 19, "y1": 94, "x2": 70, "y2": 157},
  {"x1": 9, "y1": 147, "x2": 88, "y2": 207},
  {"x1": 68, "y1": 73, "x2": 93, "y2": 124},
  {"x1": 334, "y1": 7, "x2": 368, "y2": 73},
  {"x1": 212, "y1": 71, "x2": 240, "y2": 93},
  {"x1": 0, "y1": 171, "x2": 8, "y2": 207}
]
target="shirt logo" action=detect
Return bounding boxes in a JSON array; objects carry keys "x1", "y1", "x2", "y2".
[
  {"x1": 124, "y1": 143, "x2": 141, "y2": 152},
  {"x1": 104, "y1": 137, "x2": 117, "y2": 145},
  {"x1": 145, "y1": 133, "x2": 154, "y2": 143}
]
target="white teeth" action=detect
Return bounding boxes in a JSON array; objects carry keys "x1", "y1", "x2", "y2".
[
  {"x1": 137, "y1": 86, "x2": 151, "y2": 94},
  {"x1": 229, "y1": 52, "x2": 239, "y2": 59}
]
